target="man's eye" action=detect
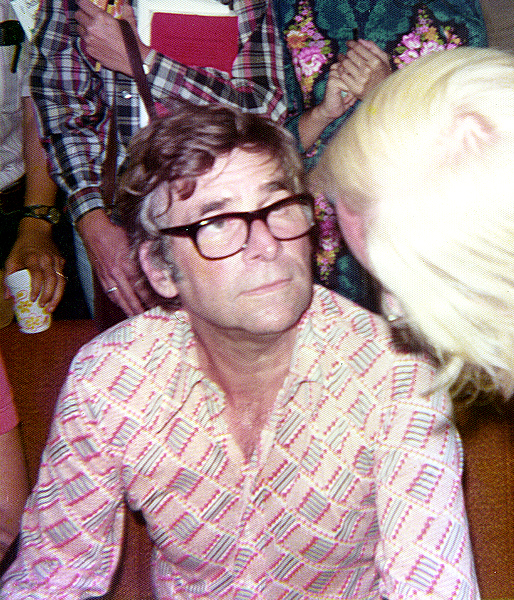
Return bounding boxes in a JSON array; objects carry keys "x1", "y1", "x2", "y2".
[
  {"x1": 204, "y1": 218, "x2": 230, "y2": 233},
  {"x1": 201, "y1": 217, "x2": 243, "y2": 237}
]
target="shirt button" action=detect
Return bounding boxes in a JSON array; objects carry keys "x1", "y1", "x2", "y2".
[{"x1": 121, "y1": 90, "x2": 133, "y2": 99}]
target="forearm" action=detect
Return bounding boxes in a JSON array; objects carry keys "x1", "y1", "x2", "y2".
[
  {"x1": 146, "y1": 0, "x2": 287, "y2": 121},
  {"x1": 297, "y1": 104, "x2": 340, "y2": 153},
  {"x1": 0, "y1": 379, "x2": 124, "y2": 597},
  {"x1": 0, "y1": 427, "x2": 29, "y2": 562},
  {"x1": 21, "y1": 97, "x2": 57, "y2": 209},
  {"x1": 148, "y1": 54, "x2": 284, "y2": 119},
  {"x1": 374, "y1": 359, "x2": 479, "y2": 597}
]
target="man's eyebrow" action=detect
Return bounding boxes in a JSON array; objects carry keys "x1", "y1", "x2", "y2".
[
  {"x1": 263, "y1": 179, "x2": 289, "y2": 193},
  {"x1": 195, "y1": 179, "x2": 289, "y2": 219},
  {"x1": 197, "y1": 199, "x2": 229, "y2": 219}
]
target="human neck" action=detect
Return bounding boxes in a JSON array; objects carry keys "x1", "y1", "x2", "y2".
[
  {"x1": 192, "y1": 319, "x2": 298, "y2": 404},
  {"x1": 191, "y1": 319, "x2": 298, "y2": 461}
]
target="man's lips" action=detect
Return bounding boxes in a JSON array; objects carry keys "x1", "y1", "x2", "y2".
[{"x1": 242, "y1": 278, "x2": 291, "y2": 296}]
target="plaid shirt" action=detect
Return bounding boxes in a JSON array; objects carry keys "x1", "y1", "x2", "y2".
[
  {"x1": 1, "y1": 287, "x2": 478, "y2": 599},
  {"x1": 30, "y1": 0, "x2": 287, "y2": 223}
]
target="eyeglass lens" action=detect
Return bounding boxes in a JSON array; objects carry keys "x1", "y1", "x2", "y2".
[{"x1": 196, "y1": 196, "x2": 314, "y2": 259}]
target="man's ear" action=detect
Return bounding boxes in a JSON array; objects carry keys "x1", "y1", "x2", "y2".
[{"x1": 139, "y1": 241, "x2": 178, "y2": 298}]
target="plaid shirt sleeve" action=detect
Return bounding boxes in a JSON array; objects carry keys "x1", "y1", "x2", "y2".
[
  {"x1": 148, "y1": 0, "x2": 287, "y2": 122},
  {"x1": 30, "y1": 0, "x2": 115, "y2": 222},
  {"x1": 30, "y1": 0, "x2": 287, "y2": 223}
]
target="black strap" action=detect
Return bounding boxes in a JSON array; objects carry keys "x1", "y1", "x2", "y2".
[
  {"x1": 118, "y1": 19, "x2": 157, "y2": 121},
  {"x1": 101, "y1": 20, "x2": 157, "y2": 205},
  {"x1": 101, "y1": 69, "x2": 118, "y2": 207}
]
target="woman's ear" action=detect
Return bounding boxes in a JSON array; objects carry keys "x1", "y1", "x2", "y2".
[
  {"x1": 139, "y1": 241, "x2": 178, "y2": 298},
  {"x1": 442, "y1": 112, "x2": 495, "y2": 165}
]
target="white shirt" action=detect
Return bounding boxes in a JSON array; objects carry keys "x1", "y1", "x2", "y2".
[{"x1": 0, "y1": 0, "x2": 29, "y2": 191}]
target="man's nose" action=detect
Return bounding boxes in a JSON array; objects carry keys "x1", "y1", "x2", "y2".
[{"x1": 243, "y1": 218, "x2": 280, "y2": 260}]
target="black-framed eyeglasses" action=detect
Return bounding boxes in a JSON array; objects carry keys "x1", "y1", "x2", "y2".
[
  {"x1": 158, "y1": 193, "x2": 315, "y2": 260},
  {"x1": 0, "y1": 20, "x2": 25, "y2": 73}
]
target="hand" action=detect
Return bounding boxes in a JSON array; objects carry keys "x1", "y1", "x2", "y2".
[
  {"x1": 75, "y1": 0, "x2": 150, "y2": 75},
  {"x1": 4, "y1": 221, "x2": 66, "y2": 313},
  {"x1": 336, "y1": 39, "x2": 391, "y2": 101},
  {"x1": 298, "y1": 64, "x2": 358, "y2": 151},
  {"x1": 76, "y1": 208, "x2": 151, "y2": 316},
  {"x1": 316, "y1": 61, "x2": 358, "y2": 122}
]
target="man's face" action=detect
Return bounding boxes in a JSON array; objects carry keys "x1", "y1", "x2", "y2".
[{"x1": 160, "y1": 148, "x2": 313, "y2": 338}]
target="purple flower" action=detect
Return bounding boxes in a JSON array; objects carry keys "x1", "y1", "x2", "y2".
[
  {"x1": 402, "y1": 32, "x2": 422, "y2": 50},
  {"x1": 420, "y1": 40, "x2": 444, "y2": 56},
  {"x1": 298, "y1": 46, "x2": 328, "y2": 77}
]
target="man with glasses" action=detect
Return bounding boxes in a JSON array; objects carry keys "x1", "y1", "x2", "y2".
[{"x1": 1, "y1": 103, "x2": 478, "y2": 599}]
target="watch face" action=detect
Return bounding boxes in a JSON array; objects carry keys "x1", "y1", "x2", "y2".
[
  {"x1": 28, "y1": 206, "x2": 60, "y2": 225},
  {"x1": 46, "y1": 207, "x2": 60, "y2": 225}
]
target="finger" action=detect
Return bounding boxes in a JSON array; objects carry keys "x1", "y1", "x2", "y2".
[
  {"x1": 346, "y1": 45, "x2": 375, "y2": 71},
  {"x1": 340, "y1": 57, "x2": 362, "y2": 83},
  {"x1": 25, "y1": 267, "x2": 44, "y2": 303},
  {"x1": 120, "y1": 3, "x2": 136, "y2": 21},
  {"x1": 74, "y1": 10, "x2": 86, "y2": 28},
  {"x1": 76, "y1": 0, "x2": 102, "y2": 17},
  {"x1": 358, "y1": 39, "x2": 390, "y2": 63},
  {"x1": 38, "y1": 258, "x2": 65, "y2": 308},
  {"x1": 108, "y1": 285, "x2": 144, "y2": 317},
  {"x1": 104, "y1": 272, "x2": 145, "y2": 316},
  {"x1": 45, "y1": 267, "x2": 67, "y2": 313}
]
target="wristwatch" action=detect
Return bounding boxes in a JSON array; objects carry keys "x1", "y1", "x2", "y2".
[{"x1": 21, "y1": 205, "x2": 61, "y2": 225}]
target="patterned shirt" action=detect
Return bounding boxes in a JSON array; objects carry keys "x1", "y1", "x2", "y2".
[
  {"x1": 30, "y1": 0, "x2": 287, "y2": 223},
  {"x1": 273, "y1": 0, "x2": 487, "y2": 309},
  {"x1": 0, "y1": 287, "x2": 478, "y2": 599}
]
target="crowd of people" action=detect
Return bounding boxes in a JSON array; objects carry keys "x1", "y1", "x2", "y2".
[{"x1": 2, "y1": 0, "x2": 514, "y2": 597}]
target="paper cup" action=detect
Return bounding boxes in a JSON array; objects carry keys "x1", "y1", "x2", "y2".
[{"x1": 4, "y1": 269, "x2": 51, "y2": 333}]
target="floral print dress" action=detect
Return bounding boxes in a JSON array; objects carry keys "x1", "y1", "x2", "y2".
[{"x1": 273, "y1": 0, "x2": 487, "y2": 310}]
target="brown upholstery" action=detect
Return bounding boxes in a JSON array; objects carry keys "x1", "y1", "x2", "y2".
[
  {"x1": 0, "y1": 319, "x2": 513, "y2": 599},
  {"x1": 455, "y1": 402, "x2": 514, "y2": 599}
]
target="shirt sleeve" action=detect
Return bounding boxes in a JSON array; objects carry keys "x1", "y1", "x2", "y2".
[
  {"x1": 0, "y1": 365, "x2": 126, "y2": 599},
  {"x1": 0, "y1": 354, "x2": 18, "y2": 435},
  {"x1": 147, "y1": 0, "x2": 287, "y2": 122},
  {"x1": 30, "y1": 0, "x2": 112, "y2": 222},
  {"x1": 372, "y1": 356, "x2": 479, "y2": 599}
]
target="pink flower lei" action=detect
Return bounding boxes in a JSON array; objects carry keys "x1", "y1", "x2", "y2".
[
  {"x1": 313, "y1": 194, "x2": 341, "y2": 282},
  {"x1": 285, "y1": 0, "x2": 333, "y2": 107},
  {"x1": 393, "y1": 5, "x2": 465, "y2": 69}
]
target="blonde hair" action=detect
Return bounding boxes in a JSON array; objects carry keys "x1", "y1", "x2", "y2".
[{"x1": 316, "y1": 47, "x2": 514, "y2": 398}]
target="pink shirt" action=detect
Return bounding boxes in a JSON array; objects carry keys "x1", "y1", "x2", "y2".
[
  {"x1": 1, "y1": 287, "x2": 478, "y2": 599},
  {"x1": 0, "y1": 353, "x2": 17, "y2": 435}
]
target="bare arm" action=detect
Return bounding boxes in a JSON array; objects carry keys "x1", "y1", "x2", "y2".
[
  {"x1": 298, "y1": 40, "x2": 391, "y2": 151},
  {"x1": 4, "y1": 97, "x2": 65, "y2": 313}
]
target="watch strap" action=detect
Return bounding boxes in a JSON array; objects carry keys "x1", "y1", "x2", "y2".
[{"x1": 21, "y1": 205, "x2": 61, "y2": 225}]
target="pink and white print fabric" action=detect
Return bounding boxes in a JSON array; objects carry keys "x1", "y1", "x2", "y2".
[{"x1": 0, "y1": 286, "x2": 478, "y2": 599}]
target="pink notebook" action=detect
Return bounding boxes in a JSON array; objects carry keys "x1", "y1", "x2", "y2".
[{"x1": 150, "y1": 12, "x2": 238, "y2": 71}]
